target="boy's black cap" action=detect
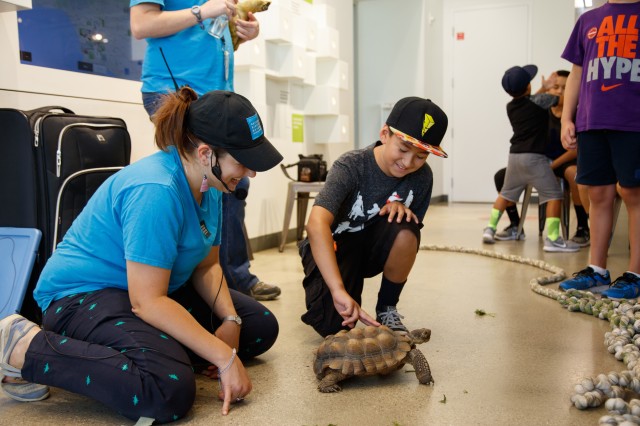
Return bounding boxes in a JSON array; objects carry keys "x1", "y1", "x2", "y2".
[
  {"x1": 502, "y1": 65, "x2": 538, "y2": 97},
  {"x1": 385, "y1": 97, "x2": 448, "y2": 158},
  {"x1": 187, "y1": 90, "x2": 283, "y2": 172}
]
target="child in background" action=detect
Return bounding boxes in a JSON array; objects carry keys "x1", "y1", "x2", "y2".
[
  {"x1": 558, "y1": 0, "x2": 640, "y2": 297},
  {"x1": 482, "y1": 64, "x2": 580, "y2": 253}
]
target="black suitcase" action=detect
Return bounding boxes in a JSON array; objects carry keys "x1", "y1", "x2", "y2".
[
  {"x1": 34, "y1": 113, "x2": 131, "y2": 255},
  {"x1": 0, "y1": 106, "x2": 131, "y2": 321}
]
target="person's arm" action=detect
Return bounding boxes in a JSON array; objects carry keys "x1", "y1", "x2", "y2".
[
  {"x1": 191, "y1": 246, "x2": 240, "y2": 352},
  {"x1": 234, "y1": 11, "x2": 260, "y2": 45},
  {"x1": 561, "y1": 64, "x2": 582, "y2": 150},
  {"x1": 130, "y1": 0, "x2": 237, "y2": 40},
  {"x1": 549, "y1": 149, "x2": 578, "y2": 170},
  {"x1": 530, "y1": 93, "x2": 558, "y2": 109},
  {"x1": 535, "y1": 71, "x2": 558, "y2": 94},
  {"x1": 126, "y1": 259, "x2": 250, "y2": 415},
  {"x1": 306, "y1": 206, "x2": 380, "y2": 329}
]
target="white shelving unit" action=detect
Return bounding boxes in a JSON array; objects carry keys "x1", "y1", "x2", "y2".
[
  {"x1": 0, "y1": 0, "x2": 31, "y2": 13},
  {"x1": 234, "y1": 0, "x2": 349, "y2": 146}
]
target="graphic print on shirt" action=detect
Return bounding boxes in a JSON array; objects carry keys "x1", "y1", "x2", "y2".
[
  {"x1": 348, "y1": 192, "x2": 365, "y2": 220},
  {"x1": 586, "y1": 13, "x2": 639, "y2": 90},
  {"x1": 387, "y1": 191, "x2": 403, "y2": 203},
  {"x1": 367, "y1": 203, "x2": 381, "y2": 220},
  {"x1": 405, "y1": 190, "x2": 414, "y2": 208},
  {"x1": 334, "y1": 189, "x2": 414, "y2": 235}
]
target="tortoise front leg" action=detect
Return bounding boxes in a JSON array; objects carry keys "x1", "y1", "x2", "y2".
[
  {"x1": 318, "y1": 372, "x2": 349, "y2": 393},
  {"x1": 407, "y1": 348, "x2": 434, "y2": 385}
]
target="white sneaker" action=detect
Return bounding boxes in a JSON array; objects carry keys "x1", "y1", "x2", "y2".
[
  {"x1": 482, "y1": 227, "x2": 496, "y2": 244},
  {"x1": 543, "y1": 236, "x2": 580, "y2": 253}
]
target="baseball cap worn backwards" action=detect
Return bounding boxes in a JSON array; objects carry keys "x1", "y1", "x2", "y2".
[
  {"x1": 187, "y1": 91, "x2": 283, "y2": 172},
  {"x1": 386, "y1": 97, "x2": 448, "y2": 158},
  {"x1": 502, "y1": 64, "x2": 538, "y2": 97}
]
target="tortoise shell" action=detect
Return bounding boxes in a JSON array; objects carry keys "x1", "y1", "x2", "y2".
[{"x1": 313, "y1": 325, "x2": 416, "y2": 378}]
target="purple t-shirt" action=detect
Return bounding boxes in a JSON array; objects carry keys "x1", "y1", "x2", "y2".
[{"x1": 561, "y1": 2, "x2": 640, "y2": 132}]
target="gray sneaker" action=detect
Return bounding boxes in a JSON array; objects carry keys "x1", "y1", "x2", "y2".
[
  {"x1": 482, "y1": 227, "x2": 496, "y2": 244},
  {"x1": 543, "y1": 236, "x2": 580, "y2": 253},
  {"x1": 376, "y1": 306, "x2": 408, "y2": 333},
  {"x1": 495, "y1": 225, "x2": 525, "y2": 241},
  {"x1": 248, "y1": 281, "x2": 281, "y2": 301}
]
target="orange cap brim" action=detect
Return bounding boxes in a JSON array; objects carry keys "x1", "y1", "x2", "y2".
[{"x1": 389, "y1": 126, "x2": 448, "y2": 158}]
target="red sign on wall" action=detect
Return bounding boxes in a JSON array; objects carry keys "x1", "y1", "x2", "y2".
[{"x1": 456, "y1": 32, "x2": 465, "y2": 40}]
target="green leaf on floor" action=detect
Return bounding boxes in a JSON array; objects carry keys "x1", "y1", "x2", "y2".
[{"x1": 475, "y1": 309, "x2": 496, "y2": 317}]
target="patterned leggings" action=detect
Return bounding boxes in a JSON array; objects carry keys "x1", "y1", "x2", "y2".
[{"x1": 22, "y1": 286, "x2": 278, "y2": 423}]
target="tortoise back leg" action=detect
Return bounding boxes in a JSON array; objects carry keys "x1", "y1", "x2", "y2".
[
  {"x1": 318, "y1": 371, "x2": 349, "y2": 393},
  {"x1": 407, "y1": 348, "x2": 434, "y2": 385}
]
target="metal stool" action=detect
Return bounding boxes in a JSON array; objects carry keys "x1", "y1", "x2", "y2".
[{"x1": 278, "y1": 181, "x2": 325, "y2": 252}]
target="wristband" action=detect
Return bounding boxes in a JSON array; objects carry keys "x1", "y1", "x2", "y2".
[{"x1": 218, "y1": 348, "x2": 237, "y2": 375}]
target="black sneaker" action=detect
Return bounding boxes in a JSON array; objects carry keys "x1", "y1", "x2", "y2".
[
  {"x1": 376, "y1": 306, "x2": 408, "y2": 333},
  {"x1": 248, "y1": 281, "x2": 281, "y2": 301},
  {"x1": 570, "y1": 227, "x2": 590, "y2": 247}
]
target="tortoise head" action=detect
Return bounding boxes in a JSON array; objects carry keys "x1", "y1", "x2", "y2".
[
  {"x1": 245, "y1": 0, "x2": 270, "y2": 12},
  {"x1": 407, "y1": 328, "x2": 431, "y2": 344}
]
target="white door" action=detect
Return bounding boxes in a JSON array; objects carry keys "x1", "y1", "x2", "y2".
[{"x1": 451, "y1": 4, "x2": 530, "y2": 202}]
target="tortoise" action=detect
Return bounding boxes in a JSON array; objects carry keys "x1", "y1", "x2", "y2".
[
  {"x1": 229, "y1": 0, "x2": 271, "y2": 51},
  {"x1": 312, "y1": 325, "x2": 433, "y2": 392}
]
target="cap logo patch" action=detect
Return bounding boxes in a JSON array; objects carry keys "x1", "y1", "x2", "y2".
[
  {"x1": 246, "y1": 114, "x2": 263, "y2": 140},
  {"x1": 422, "y1": 114, "x2": 435, "y2": 137}
]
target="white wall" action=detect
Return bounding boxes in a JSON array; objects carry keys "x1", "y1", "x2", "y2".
[
  {"x1": 355, "y1": 0, "x2": 447, "y2": 197},
  {"x1": 0, "y1": 0, "x2": 355, "y2": 243},
  {"x1": 355, "y1": 0, "x2": 576, "y2": 201}
]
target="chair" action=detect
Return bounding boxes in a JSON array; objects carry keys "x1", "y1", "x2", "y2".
[
  {"x1": 0, "y1": 227, "x2": 42, "y2": 318},
  {"x1": 516, "y1": 179, "x2": 570, "y2": 240},
  {"x1": 279, "y1": 181, "x2": 325, "y2": 252}
]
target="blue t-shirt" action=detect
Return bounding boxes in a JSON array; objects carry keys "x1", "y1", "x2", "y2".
[
  {"x1": 34, "y1": 146, "x2": 222, "y2": 311},
  {"x1": 131, "y1": 0, "x2": 235, "y2": 95}
]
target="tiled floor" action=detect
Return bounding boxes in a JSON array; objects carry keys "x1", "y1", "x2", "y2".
[{"x1": 1, "y1": 202, "x2": 633, "y2": 425}]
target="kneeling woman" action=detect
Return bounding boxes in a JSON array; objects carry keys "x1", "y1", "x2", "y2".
[{"x1": 0, "y1": 88, "x2": 282, "y2": 422}]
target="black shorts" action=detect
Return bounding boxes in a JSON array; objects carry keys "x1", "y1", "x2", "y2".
[
  {"x1": 577, "y1": 130, "x2": 640, "y2": 187},
  {"x1": 299, "y1": 217, "x2": 422, "y2": 337},
  {"x1": 553, "y1": 160, "x2": 577, "y2": 179}
]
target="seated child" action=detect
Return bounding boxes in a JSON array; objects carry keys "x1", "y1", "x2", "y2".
[{"x1": 482, "y1": 64, "x2": 580, "y2": 253}]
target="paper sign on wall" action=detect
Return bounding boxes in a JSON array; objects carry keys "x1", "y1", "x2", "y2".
[{"x1": 292, "y1": 114, "x2": 304, "y2": 143}]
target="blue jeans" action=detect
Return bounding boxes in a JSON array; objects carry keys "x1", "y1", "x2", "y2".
[
  {"x1": 220, "y1": 177, "x2": 258, "y2": 292},
  {"x1": 142, "y1": 92, "x2": 257, "y2": 292}
]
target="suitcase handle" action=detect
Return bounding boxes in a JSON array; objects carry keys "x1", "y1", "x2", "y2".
[{"x1": 25, "y1": 106, "x2": 75, "y2": 115}]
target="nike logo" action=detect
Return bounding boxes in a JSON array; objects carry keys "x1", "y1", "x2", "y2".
[{"x1": 601, "y1": 83, "x2": 623, "y2": 92}]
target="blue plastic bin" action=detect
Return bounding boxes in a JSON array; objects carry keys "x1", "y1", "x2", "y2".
[{"x1": 0, "y1": 227, "x2": 42, "y2": 318}]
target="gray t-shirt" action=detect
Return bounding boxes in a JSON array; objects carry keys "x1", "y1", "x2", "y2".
[{"x1": 315, "y1": 142, "x2": 433, "y2": 236}]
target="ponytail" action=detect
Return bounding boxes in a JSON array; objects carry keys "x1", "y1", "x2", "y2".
[{"x1": 153, "y1": 86, "x2": 199, "y2": 158}]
